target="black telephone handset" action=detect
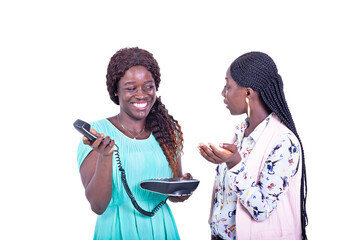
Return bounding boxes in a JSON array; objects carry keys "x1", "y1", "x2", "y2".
[{"x1": 73, "y1": 119, "x2": 98, "y2": 142}]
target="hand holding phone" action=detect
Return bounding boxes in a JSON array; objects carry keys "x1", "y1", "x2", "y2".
[
  {"x1": 73, "y1": 119, "x2": 98, "y2": 142},
  {"x1": 74, "y1": 119, "x2": 115, "y2": 156}
]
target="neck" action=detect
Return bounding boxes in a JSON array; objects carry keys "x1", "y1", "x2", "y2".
[
  {"x1": 117, "y1": 113, "x2": 146, "y2": 131},
  {"x1": 245, "y1": 108, "x2": 271, "y2": 137}
]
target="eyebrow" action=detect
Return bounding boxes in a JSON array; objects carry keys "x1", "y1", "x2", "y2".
[
  {"x1": 123, "y1": 80, "x2": 155, "y2": 86},
  {"x1": 144, "y1": 80, "x2": 155, "y2": 84},
  {"x1": 123, "y1": 81, "x2": 136, "y2": 86}
]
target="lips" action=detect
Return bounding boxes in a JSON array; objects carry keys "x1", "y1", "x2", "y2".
[
  {"x1": 224, "y1": 100, "x2": 229, "y2": 108},
  {"x1": 132, "y1": 101, "x2": 149, "y2": 110}
]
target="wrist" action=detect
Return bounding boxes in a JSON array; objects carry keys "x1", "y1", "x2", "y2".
[
  {"x1": 99, "y1": 153, "x2": 113, "y2": 161},
  {"x1": 101, "y1": 147, "x2": 115, "y2": 157},
  {"x1": 226, "y1": 156, "x2": 241, "y2": 170}
]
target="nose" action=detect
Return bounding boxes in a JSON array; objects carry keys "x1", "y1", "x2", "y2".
[
  {"x1": 222, "y1": 86, "x2": 228, "y2": 100},
  {"x1": 135, "y1": 88, "x2": 146, "y2": 99}
]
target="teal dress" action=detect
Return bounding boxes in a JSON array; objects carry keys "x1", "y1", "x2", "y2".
[{"x1": 77, "y1": 119, "x2": 180, "y2": 240}]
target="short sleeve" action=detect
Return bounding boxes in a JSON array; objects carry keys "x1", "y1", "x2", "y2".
[
  {"x1": 76, "y1": 138, "x2": 92, "y2": 170},
  {"x1": 76, "y1": 121, "x2": 99, "y2": 170}
]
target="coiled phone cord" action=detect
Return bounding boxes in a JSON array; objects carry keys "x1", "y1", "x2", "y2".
[{"x1": 114, "y1": 144, "x2": 168, "y2": 217}]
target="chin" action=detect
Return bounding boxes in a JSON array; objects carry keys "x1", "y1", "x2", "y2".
[
  {"x1": 229, "y1": 109, "x2": 243, "y2": 116},
  {"x1": 228, "y1": 109, "x2": 236, "y2": 115},
  {"x1": 134, "y1": 111, "x2": 151, "y2": 120}
]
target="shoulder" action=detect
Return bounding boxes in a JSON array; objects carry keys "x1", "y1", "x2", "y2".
[
  {"x1": 278, "y1": 131, "x2": 299, "y2": 146},
  {"x1": 89, "y1": 119, "x2": 112, "y2": 133},
  {"x1": 90, "y1": 118, "x2": 109, "y2": 127},
  {"x1": 271, "y1": 115, "x2": 301, "y2": 152},
  {"x1": 269, "y1": 131, "x2": 301, "y2": 166}
]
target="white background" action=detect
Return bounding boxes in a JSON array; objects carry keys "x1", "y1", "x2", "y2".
[{"x1": 1, "y1": 0, "x2": 359, "y2": 239}]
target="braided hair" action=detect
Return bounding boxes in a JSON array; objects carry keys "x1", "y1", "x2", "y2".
[
  {"x1": 106, "y1": 47, "x2": 183, "y2": 177},
  {"x1": 230, "y1": 52, "x2": 308, "y2": 240}
]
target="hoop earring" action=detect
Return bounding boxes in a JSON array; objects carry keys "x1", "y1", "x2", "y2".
[{"x1": 245, "y1": 97, "x2": 250, "y2": 118}]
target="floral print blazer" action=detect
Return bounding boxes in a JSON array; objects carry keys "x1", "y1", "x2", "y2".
[{"x1": 210, "y1": 114, "x2": 301, "y2": 239}]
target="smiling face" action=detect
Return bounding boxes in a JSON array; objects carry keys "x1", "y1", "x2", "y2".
[
  {"x1": 221, "y1": 67, "x2": 248, "y2": 115},
  {"x1": 116, "y1": 65, "x2": 156, "y2": 120}
]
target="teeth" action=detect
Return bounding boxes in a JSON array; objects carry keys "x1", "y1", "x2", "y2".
[{"x1": 133, "y1": 102, "x2": 147, "y2": 108}]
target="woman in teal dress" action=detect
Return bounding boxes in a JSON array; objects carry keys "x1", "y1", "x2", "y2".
[{"x1": 77, "y1": 47, "x2": 191, "y2": 239}]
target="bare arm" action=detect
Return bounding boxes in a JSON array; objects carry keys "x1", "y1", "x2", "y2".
[{"x1": 80, "y1": 130, "x2": 115, "y2": 215}]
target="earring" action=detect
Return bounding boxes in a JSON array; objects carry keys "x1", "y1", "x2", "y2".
[{"x1": 245, "y1": 97, "x2": 250, "y2": 118}]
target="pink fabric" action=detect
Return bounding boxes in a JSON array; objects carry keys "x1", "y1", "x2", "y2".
[{"x1": 236, "y1": 115, "x2": 302, "y2": 240}]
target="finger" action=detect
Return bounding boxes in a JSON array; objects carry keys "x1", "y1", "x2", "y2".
[
  {"x1": 209, "y1": 143, "x2": 232, "y2": 159},
  {"x1": 199, "y1": 144, "x2": 223, "y2": 163},
  {"x1": 198, "y1": 145, "x2": 218, "y2": 164},
  {"x1": 169, "y1": 196, "x2": 181, "y2": 203},
  {"x1": 219, "y1": 143, "x2": 238, "y2": 153},
  {"x1": 177, "y1": 195, "x2": 191, "y2": 202},
  {"x1": 83, "y1": 136, "x2": 92, "y2": 145},
  {"x1": 83, "y1": 129, "x2": 102, "y2": 145},
  {"x1": 90, "y1": 136, "x2": 103, "y2": 149},
  {"x1": 208, "y1": 143, "x2": 224, "y2": 156},
  {"x1": 92, "y1": 129, "x2": 105, "y2": 141},
  {"x1": 104, "y1": 139, "x2": 115, "y2": 155},
  {"x1": 97, "y1": 136, "x2": 110, "y2": 151},
  {"x1": 199, "y1": 148, "x2": 216, "y2": 164},
  {"x1": 206, "y1": 143, "x2": 229, "y2": 160},
  {"x1": 90, "y1": 128, "x2": 98, "y2": 135},
  {"x1": 99, "y1": 136, "x2": 115, "y2": 154},
  {"x1": 169, "y1": 194, "x2": 191, "y2": 202},
  {"x1": 182, "y1": 173, "x2": 193, "y2": 179},
  {"x1": 208, "y1": 142, "x2": 227, "y2": 154},
  {"x1": 199, "y1": 143, "x2": 215, "y2": 154},
  {"x1": 198, "y1": 143, "x2": 210, "y2": 157}
]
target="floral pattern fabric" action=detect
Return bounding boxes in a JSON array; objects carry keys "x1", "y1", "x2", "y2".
[{"x1": 210, "y1": 114, "x2": 300, "y2": 239}]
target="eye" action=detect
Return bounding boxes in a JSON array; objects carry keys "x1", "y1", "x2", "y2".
[
  {"x1": 126, "y1": 87, "x2": 136, "y2": 91},
  {"x1": 144, "y1": 85, "x2": 155, "y2": 90}
]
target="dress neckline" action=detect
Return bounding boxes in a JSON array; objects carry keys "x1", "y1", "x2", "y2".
[{"x1": 104, "y1": 118, "x2": 152, "y2": 141}]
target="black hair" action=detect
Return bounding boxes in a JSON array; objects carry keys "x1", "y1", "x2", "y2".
[{"x1": 230, "y1": 51, "x2": 308, "y2": 240}]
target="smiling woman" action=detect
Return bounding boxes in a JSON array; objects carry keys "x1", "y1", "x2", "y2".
[
  {"x1": 76, "y1": 47, "x2": 193, "y2": 239},
  {"x1": 116, "y1": 65, "x2": 157, "y2": 122}
]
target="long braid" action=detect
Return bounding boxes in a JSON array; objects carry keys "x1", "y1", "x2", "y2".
[
  {"x1": 230, "y1": 52, "x2": 308, "y2": 239},
  {"x1": 260, "y1": 79, "x2": 308, "y2": 239},
  {"x1": 146, "y1": 96, "x2": 183, "y2": 177}
]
